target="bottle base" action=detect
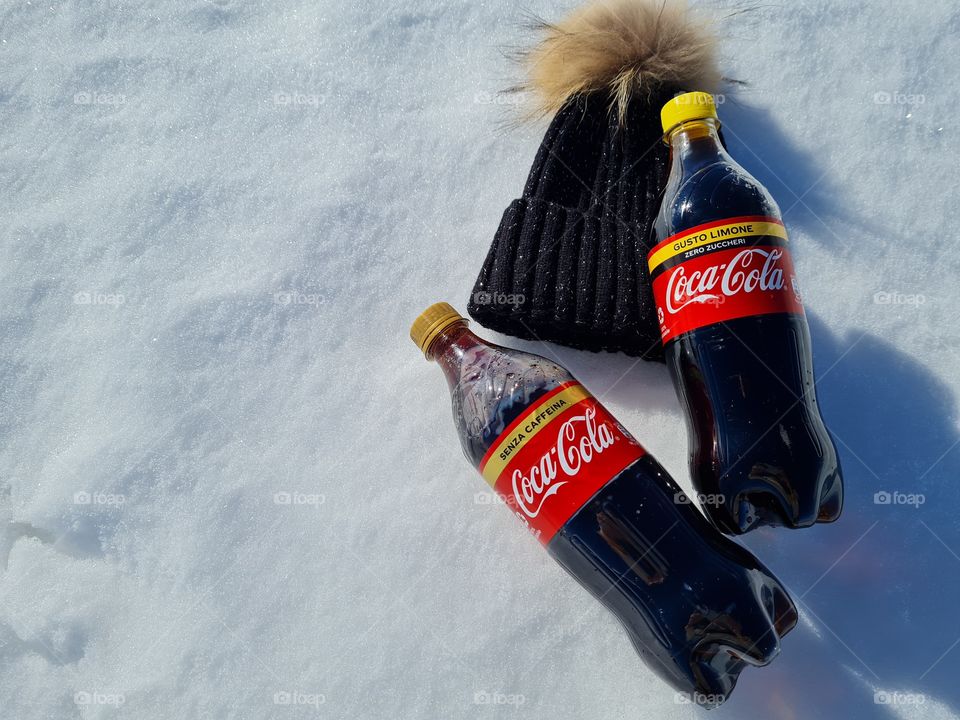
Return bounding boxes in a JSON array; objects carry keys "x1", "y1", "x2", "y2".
[{"x1": 704, "y1": 466, "x2": 844, "y2": 535}]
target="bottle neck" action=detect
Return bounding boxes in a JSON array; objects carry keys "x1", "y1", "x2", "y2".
[
  {"x1": 666, "y1": 118, "x2": 726, "y2": 177},
  {"x1": 426, "y1": 321, "x2": 479, "y2": 387}
]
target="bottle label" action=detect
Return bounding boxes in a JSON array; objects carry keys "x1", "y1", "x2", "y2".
[
  {"x1": 647, "y1": 215, "x2": 804, "y2": 344},
  {"x1": 478, "y1": 382, "x2": 645, "y2": 545}
]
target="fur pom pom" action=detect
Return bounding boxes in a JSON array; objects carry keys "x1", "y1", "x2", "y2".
[{"x1": 519, "y1": 0, "x2": 721, "y2": 122}]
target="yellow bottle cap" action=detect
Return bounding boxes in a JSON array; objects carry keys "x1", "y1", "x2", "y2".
[
  {"x1": 660, "y1": 91, "x2": 718, "y2": 135},
  {"x1": 410, "y1": 302, "x2": 466, "y2": 356}
]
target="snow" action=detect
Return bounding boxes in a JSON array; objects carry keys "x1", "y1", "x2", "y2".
[{"x1": 1, "y1": 0, "x2": 959, "y2": 717}]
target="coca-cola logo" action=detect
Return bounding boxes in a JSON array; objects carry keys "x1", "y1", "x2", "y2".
[
  {"x1": 665, "y1": 248, "x2": 786, "y2": 315},
  {"x1": 510, "y1": 407, "x2": 616, "y2": 518}
]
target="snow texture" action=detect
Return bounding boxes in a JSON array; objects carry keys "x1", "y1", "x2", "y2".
[{"x1": 1, "y1": 0, "x2": 959, "y2": 717}]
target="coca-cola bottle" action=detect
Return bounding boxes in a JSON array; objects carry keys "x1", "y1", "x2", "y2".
[
  {"x1": 649, "y1": 92, "x2": 843, "y2": 534},
  {"x1": 411, "y1": 302, "x2": 797, "y2": 706}
]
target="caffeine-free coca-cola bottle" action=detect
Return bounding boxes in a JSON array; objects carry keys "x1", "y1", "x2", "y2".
[
  {"x1": 649, "y1": 92, "x2": 843, "y2": 534},
  {"x1": 411, "y1": 303, "x2": 797, "y2": 705}
]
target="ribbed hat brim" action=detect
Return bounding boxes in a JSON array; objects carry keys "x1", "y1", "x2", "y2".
[{"x1": 468, "y1": 196, "x2": 664, "y2": 358}]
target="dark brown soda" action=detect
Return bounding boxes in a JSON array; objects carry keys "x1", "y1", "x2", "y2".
[
  {"x1": 653, "y1": 118, "x2": 843, "y2": 534},
  {"x1": 427, "y1": 320, "x2": 797, "y2": 705}
]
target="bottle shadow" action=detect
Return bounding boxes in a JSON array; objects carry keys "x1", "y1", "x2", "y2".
[
  {"x1": 718, "y1": 97, "x2": 897, "y2": 248},
  {"x1": 712, "y1": 313, "x2": 960, "y2": 717}
]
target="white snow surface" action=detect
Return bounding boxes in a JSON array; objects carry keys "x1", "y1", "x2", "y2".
[{"x1": 1, "y1": 0, "x2": 959, "y2": 717}]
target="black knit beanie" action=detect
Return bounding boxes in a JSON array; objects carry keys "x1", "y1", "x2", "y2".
[{"x1": 468, "y1": 0, "x2": 722, "y2": 360}]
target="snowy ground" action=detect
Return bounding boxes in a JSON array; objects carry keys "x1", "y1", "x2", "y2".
[{"x1": 1, "y1": 0, "x2": 959, "y2": 717}]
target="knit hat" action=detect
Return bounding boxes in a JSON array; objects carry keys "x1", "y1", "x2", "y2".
[{"x1": 468, "y1": 0, "x2": 722, "y2": 359}]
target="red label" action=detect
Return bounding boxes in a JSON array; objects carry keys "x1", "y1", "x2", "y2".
[
  {"x1": 478, "y1": 383, "x2": 645, "y2": 545},
  {"x1": 647, "y1": 216, "x2": 804, "y2": 344}
]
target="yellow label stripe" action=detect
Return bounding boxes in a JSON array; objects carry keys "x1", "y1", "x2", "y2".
[
  {"x1": 479, "y1": 384, "x2": 591, "y2": 487},
  {"x1": 648, "y1": 220, "x2": 788, "y2": 273}
]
